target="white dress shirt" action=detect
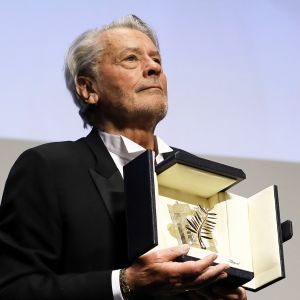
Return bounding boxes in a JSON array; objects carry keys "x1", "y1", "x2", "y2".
[{"x1": 98, "y1": 130, "x2": 173, "y2": 300}]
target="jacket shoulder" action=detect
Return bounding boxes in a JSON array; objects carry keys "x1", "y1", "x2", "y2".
[{"x1": 12, "y1": 136, "x2": 93, "y2": 173}]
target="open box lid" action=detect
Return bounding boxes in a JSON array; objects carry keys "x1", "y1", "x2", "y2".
[
  {"x1": 157, "y1": 149, "x2": 246, "y2": 198},
  {"x1": 124, "y1": 149, "x2": 293, "y2": 291}
]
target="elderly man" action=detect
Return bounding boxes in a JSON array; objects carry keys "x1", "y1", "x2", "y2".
[{"x1": 0, "y1": 15, "x2": 246, "y2": 299}]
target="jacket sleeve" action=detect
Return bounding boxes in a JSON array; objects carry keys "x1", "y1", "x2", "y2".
[{"x1": 0, "y1": 148, "x2": 113, "y2": 300}]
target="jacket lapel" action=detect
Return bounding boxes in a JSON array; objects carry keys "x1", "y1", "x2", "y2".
[
  {"x1": 84, "y1": 128, "x2": 176, "y2": 225},
  {"x1": 89, "y1": 169, "x2": 124, "y2": 225},
  {"x1": 85, "y1": 128, "x2": 125, "y2": 225}
]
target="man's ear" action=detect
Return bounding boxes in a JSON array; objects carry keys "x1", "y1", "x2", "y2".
[{"x1": 75, "y1": 76, "x2": 99, "y2": 105}]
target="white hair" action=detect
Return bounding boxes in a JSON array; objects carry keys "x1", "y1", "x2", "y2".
[{"x1": 64, "y1": 15, "x2": 160, "y2": 127}]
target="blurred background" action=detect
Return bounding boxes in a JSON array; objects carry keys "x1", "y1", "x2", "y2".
[{"x1": 0, "y1": 1, "x2": 299, "y2": 298}]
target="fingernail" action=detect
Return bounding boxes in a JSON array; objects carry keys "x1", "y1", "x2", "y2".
[{"x1": 208, "y1": 253, "x2": 218, "y2": 260}]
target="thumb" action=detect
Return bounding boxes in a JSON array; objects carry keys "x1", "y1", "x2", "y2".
[{"x1": 157, "y1": 244, "x2": 190, "y2": 262}]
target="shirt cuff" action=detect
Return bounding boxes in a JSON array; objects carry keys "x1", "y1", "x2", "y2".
[{"x1": 112, "y1": 269, "x2": 124, "y2": 300}]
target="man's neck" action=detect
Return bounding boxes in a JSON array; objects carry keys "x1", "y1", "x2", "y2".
[{"x1": 96, "y1": 124, "x2": 156, "y2": 151}]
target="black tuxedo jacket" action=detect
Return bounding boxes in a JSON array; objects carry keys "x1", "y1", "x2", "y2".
[{"x1": 0, "y1": 128, "x2": 187, "y2": 300}]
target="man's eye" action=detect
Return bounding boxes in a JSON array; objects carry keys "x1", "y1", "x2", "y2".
[
  {"x1": 153, "y1": 57, "x2": 161, "y2": 65},
  {"x1": 125, "y1": 55, "x2": 137, "y2": 62}
]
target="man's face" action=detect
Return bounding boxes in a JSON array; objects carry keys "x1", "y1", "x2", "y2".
[{"x1": 94, "y1": 28, "x2": 168, "y2": 129}]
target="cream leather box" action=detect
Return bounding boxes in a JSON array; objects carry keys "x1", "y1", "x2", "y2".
[{"x1": 124, "y1": 150, "x2": 293, "y2": 291}]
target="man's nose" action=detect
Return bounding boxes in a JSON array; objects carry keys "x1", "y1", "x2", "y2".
[{"x1": 143, "y1": 58, "x2": 162, "y2": 77}]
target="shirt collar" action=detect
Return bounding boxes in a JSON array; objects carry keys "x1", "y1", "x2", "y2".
[{"x1": 98, "y1": 130, "x2": 173, "y2": 162}]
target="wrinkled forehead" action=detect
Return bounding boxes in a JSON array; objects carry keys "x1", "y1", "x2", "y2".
[{"x1": 98, "y1": 28, "x2": 159, "y2": 56}]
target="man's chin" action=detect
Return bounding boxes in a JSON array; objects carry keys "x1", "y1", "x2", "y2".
[
  {"x1": 100, "y1": 97, "x2": 168, "y2": 130},
  {"x1": 138, "y1": 96, "x2": 168, "y2": 114},
  {"x1": 138, "y1": 103, "x2": 167, "y2": 124}
]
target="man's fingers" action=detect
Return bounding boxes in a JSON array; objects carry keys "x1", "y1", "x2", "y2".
[
  {"x1": 195, "y1": 263, "x2": 229, "y2": 281},
  {"x1": 142, "y1": 244, "x2": 190, "y2": 263},
  {"x1": 145, "y1": 249, "x2": 229, "y2": 288},
  {"x1": 184, "y1": 267, "x2": 228, "y2": 291},
  {"x1": 167, "y1": 254, "x2": 227, "y2": 279},
  {"x1": 164, "y1": 261, "x2": 229, "y2": 292},
  {"x1": 127, "y1": 247, "x2": 235, "y2": 297},
  {"x1": 159, "y1": 244, "x2": 190, "y2": 261}
]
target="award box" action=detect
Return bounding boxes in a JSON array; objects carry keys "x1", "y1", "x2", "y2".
[{"x1": 124, "y1": 149, "x2": 293, "y2": 291}]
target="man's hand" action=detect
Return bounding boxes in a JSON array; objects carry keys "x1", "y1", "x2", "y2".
[{"x1": 124, "y1": 244, "x2": 231, "y2": 297}]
